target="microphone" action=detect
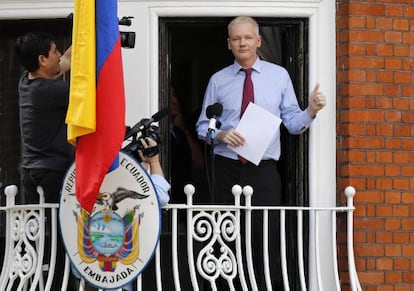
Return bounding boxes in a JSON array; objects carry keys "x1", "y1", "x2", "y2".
[
  {"x1": 205, "y1": 103, "x2": 223, "y2": 143},
  {"x1": 151, "y1": 107, "x2": 169, "y2": 123},
  {"x1": 124, "y1": 107, "x2": 169, "y2": 140}
]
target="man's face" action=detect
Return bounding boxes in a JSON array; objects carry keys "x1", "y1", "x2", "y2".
[
  {"x1": 227, "y1": 22, "x2": 261, "y2": 64},
  {"x1": 41, "y1": 42, "x2": 62, "y2": 77}
]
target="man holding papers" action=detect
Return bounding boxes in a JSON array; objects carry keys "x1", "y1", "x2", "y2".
[
  {"x1": 196, "y1": 15, "x2": 326, "y2": 204},
  {"x1": 196, "y1": 15, "x2": 326, "y2": 289}
]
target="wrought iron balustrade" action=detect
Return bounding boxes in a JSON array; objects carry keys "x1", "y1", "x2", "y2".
[{"x1": 0, "y1": 184, "x2": 361, "y2": 291}]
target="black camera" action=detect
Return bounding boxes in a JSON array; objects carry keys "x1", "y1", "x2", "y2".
[
  {"x1": 120, "y1": 32, "x2": 135, "y2": 48},
  {"x1": 123, "y1": 123, "x2": 161, "y2": 162},
  {"x1": 122, "y1": 108, "x2": 168, "y2": 162},
  {"x1": 119, "y1": 16, "x2": 135, "y2": 48}
]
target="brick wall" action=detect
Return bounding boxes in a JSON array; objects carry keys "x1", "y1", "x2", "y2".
[{"x1": 337, "y1": 1, "x2": 414, "y2": 290}]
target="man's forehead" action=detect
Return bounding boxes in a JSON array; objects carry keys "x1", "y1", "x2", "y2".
[{"x1": 229, "y1": 23, "x2": 257, "y2": 36}]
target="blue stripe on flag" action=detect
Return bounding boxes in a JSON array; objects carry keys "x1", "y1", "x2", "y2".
[{"x1": 96, "y1": 0, "x2": 119, "y2": 79}]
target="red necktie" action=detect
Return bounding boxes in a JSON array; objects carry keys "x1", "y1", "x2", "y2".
[
  {"x1": 241, "y1": 68, "x2": 254, "y2": 116},
  {"x1": 239, "y1": 68, "x2": 254, "y2": 164}
]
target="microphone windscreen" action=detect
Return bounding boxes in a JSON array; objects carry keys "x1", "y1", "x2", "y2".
[
  {"x1": 151, "y1": 107, "x2": 169, "y2": 122},
  {"x1": 206, "y1": 103, "x2": 223, "y2": 118}
]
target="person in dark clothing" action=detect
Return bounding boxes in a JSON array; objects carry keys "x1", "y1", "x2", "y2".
[
  {"x1": 15, "y1": 31, "x2": 73, "y2": 204},
  {"x1": 15, "y1": 31, "x2": 72, "y2": 290},
  {"x1": 170, "y1": 86, "x2": 205, "y2": 204}
]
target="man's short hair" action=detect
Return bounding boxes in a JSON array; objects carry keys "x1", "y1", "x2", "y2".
[
  {"x1": 227, "y1": 16, "x2": 260, "y2": 36},
  {"x1": 15, "y1": 31, "x2": 55, "y2": 72}
]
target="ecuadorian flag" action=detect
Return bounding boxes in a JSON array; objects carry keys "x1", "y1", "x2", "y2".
[{"x1": 66, "y1": 0, "x2": 126, "y2": 213}]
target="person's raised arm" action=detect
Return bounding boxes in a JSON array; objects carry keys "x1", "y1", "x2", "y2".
[{"x1": 55, "y1": 45, "x2": 72, "y2": 78}]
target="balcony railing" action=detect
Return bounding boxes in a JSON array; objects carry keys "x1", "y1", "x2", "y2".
[{"x1": 0, "y1": 184, "x2": 361, "y2": 291}]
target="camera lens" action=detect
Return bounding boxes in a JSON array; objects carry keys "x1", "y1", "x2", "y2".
[{"x1": 120, "y1": 31, "x2": 135, "y2": 48}]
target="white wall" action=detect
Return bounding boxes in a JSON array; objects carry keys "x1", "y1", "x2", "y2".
[{"x1": 0, "y1": 1, "x2": 336, "y2": 289}]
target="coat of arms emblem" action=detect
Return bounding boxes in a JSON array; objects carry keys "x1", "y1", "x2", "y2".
[{"x1": 59, "y1": 152, "x2": 161, "y2": 289}]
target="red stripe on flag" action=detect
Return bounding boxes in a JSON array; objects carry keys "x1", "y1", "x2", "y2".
[{"x1": 75, "y1": 36, "x2": 125, "y2": 213}]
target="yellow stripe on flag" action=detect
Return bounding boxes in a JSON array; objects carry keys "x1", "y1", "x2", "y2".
[{"x1": 66, "y1": 0, "x2": 96, "y2": 145}]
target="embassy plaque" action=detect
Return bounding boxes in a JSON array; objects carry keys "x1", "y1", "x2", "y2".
[{"x1": 59, "y1": 152, "x2": 161, "y2": 289}]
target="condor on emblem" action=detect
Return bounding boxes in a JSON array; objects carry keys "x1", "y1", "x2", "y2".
[{"x1": 59, "y1": 152, "x2": 161, "y2": 289}]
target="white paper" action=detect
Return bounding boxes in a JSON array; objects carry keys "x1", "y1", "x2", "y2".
[{"x1": 228, "y1": 103, "x2": 282, "y2": 165}]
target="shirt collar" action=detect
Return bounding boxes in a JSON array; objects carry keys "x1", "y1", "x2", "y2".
[{"x1": 232, "y1": 57, "x2": 262, "y2": 74}]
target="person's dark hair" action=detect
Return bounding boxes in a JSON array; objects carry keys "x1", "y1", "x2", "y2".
[{"x1": 15, "y1": 31, "x2": 55, "y2": 72}]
